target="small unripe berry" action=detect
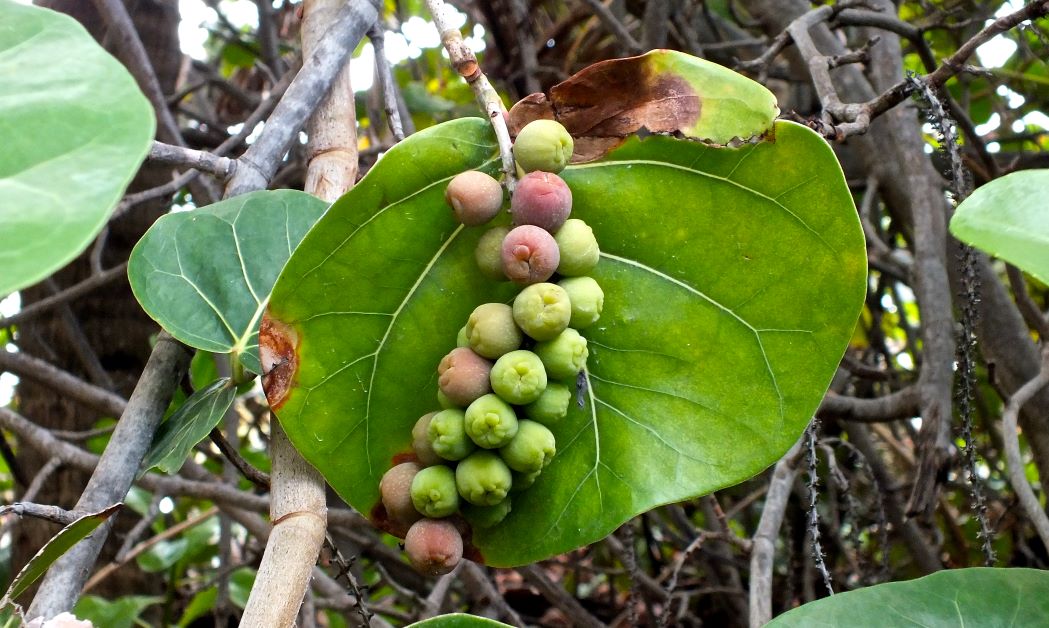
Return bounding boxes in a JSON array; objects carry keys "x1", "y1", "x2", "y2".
[
  {"x1": 462, "y1": 497, "x2": 512, "y2": 529},
  {"x1": 380, "y1": 462, "x2": 423, "y2": 527},
  {"x1": 513, "y1": 119, "x2": 574, "y2": 173},
  {"x1": 511, "y1": 171, "x2": 572, "y2": 233},
  {"x1": 513, "y1": 282, "x2": 572, "y2": 341},
  {"x1": 456, "y1": 450, "x2": 513, "y2": 506},
  {"x1": 500, "y1": 420, "x2": 556, "y2": 473},
  {"x1": 465, "y1": 393, "x2": 519, "y2": 448},
  {"x1": 436, "y1": 388, "x2": 457, "y2": 409},
  {"x1": 534, "y1": 328, "x2": 588, "y2": 380},
  {"x1": 412, "y1": 412, "x2": 443, "y2": 466},
  {"x1": 502, "y1": 225, "x2": 560, "y2": 285},
  {"x1": 553, "y1": 219, "x2": 600, "y2": 276},
  {"x1": 476, "y1": 226, "x2": 510, "y2": 281},
  {"x1": 438, "y1": 347, "x2": 493, "y2": 407},
  {"x1": 404, "y1": 518, "x2": 463, "y2": 576},
  {"x1": 410, "y1": 464, "x2": 460, "y2": 517},
  {"x1": 511, "y1": 469, "x2": 541, "y2": 492},
  {"x1": 490, "y1": 350, "x2": 548, "y2": 405},
  {"x1": 466, "y1": 303, "x2": 523, "y2": 359},
  {"x1": 445, "y1": 170, "x2": 504, "y2": 226},
  {"x1": 523, "y1": 382, "x2": 572, "y2": 424},
  {"x1": 557, "y1": 276, "x2": 604, "y2": 328},
  {"x1": 456, "y1": 325, "x2": 470, "y2": 348},
  {"x1": 427, "y1": 409, "x2": 476, "y2": 461}
]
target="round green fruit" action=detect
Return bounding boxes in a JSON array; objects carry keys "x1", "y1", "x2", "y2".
[
  {"x1": 513, "y1": 119, "x2": 574, "y2": 174},
  {"x1": 534, "y1": 328, "x2": 588, "y2": 380},
  {"x1": 427, "y1": 409, "x2": 476, "y2": 461},
  {"x1": 513, "y1": 282, "x2": 572, "y2": 341},
  {"x1": 523, "y1": 382, "x2": 572, "y2": 424},
  {"x1": 490, "y1": 350, "x2": 548, "y2": 405},
  {"x1": 455, "y1": 450, "x2": 514, "y2": 506},
  {"x1": 464, "y1": 393, "x2": 519, "y2": 449},
  {"x1": 557, "y1": 276, "x2": 604, "y2": 328},
  {"x1": 553, "y1": 219, "x2": 600, "y2": 276},
  {"x1": 475, "y1": 226, "x2": 510, "y2": 281},
  {"x1": 466, "y1": 302, "x2": 523, "y2": 359},
  {"x1": 462, "y1": 498, "x2": 512, "y2": 529},
  {"x1": 500, "y1": 420, "x2": 556, "y2": 473},
  {"x1": 410, "y1": 464, "x2": 460, "y2": 518}
]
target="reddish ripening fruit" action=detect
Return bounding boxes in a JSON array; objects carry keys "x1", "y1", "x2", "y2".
[
  {"x1": 502, "y1": 225, "x2": 560, "y2": 285},
  {"x1": 445, "y1": 170, "x2": 504, "y2": 226},
  {"x1": 404, "y1": 518, "x2": 463, "y2": 576},
  {"x1": 412, "y1": 412, "x2": 443, "y2": 466},
  {"x1": 510, "y1": 171, "x2": 572, "y2": 233},
  {"x1": 438, "y1": 347, "x2": 493, "y2": 407},
  {"x1": 380, "y1": 462, "x2": 423, "y2": 528}
]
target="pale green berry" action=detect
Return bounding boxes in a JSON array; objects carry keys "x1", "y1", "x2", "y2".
[
  {"x1": 534, "y1": 328, "x2": 588, "y2": 380},
  {"x1": 465, "y1": 393, "x2": 519, "y2": 448},
  {"x1": 554, "y1": 219, "x2": 599, "y2": 276},
  {"x1": 437, "y1": 389, "x2": 457, "y2": 409},
  {"x1": 500, "y1": 420, "x2": 556, "y2": 473},
  {"x1": 513, "y1": 282, "x2": 571, "y2": 341},
  {"x1": 511, "y1": 469, "x2": 542, "y2": 492},
  {"x1": 427, "y1": 409, "x2": 476, "y2": 461},
  {"x1": 412, "y1": 412, "x2": 442, "y2": 466},
  {"x1": 476, "y1": 226, "x2": 510, "y2": 281},
  {"x1": 462, "y1": 497, "x2": 512, "y2": 529},
  {"x1": 557, "y1": 276, "x2": 604, "y2": 328},
  {"x1": 380, "y1": 462, "x2": 423, "y2": 526},
  {"x1": 410, "y1": 464, "x2": 460, "y2": 518},
  {"x1": 404, "y1": 518, "x2": 462, "y2": 576},
  {"x1": 455, "y1": 450, "x2": 513, "y2": 506},
  {"x1": 523, "y1": 382, "x2": 571, "y2": 425},
  {"x1": 513, "y1": 119, "x2": 574, "y2": 174},
  {"x1": 456, "y1": 325, "x2": 470, "y2": 348},
  {"x1": 490, "y1": 350, "x2": 548, "y2": 405},
  {"x1": 466, "y1": 302, "x2": 523, "y2": 359}
]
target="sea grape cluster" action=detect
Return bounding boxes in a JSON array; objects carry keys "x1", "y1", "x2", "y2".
[{"x1": 380, "y1": 119, "x2": 607, "y2": 576}]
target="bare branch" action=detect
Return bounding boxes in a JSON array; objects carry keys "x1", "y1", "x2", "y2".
[
  {"x1": 1002, "y1": 347, "x2": 1049, "y2": 549},
  {"x1": 147, "y1": 142, "x2": 236, "y2": 179}
]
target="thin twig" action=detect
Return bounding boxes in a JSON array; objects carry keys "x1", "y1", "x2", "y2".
[
  {"x1": 369, "y1": 26, "x2": 406, "y2": 142},
  {"x1": 147, "y1": 141, "x2": 236, "y2": 179},
  {"x1": 1001, "y1": 347, "x2": 1049, "y2": 549},
  {"x1": 425, "y1": 0, "x2": 516, "y2": 192},
  {"x1": 0, "y1": 264, "x2": 127, "y2": 329}
]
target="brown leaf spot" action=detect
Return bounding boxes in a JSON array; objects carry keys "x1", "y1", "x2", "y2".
[
  {"x1": 260, "y1": 313, "x2": 298, "y2": 410},
  {"x1": 508, "y1": 51, "x2": 702, "y2": 162}
]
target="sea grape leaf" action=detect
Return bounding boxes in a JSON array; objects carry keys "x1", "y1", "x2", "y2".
[
  {"x1": 950, "y1": 169, "x2": 1049, "y2": 285},
  {"x1": 1, "y1": 503, "x2": 121, "y2": 603},
  {"x1": 128, "y1": 190, "x2": 328, "y2": 374},
  {"x1": 73, "y1": 595, "x2": 163, "y2": 628},
  {"x1": 766, "y1": 567, "x2": 1049, "y2": 627},
  {"x1": 408, "y1": 614, "x2": 512, "y2": 627},
  {"x1": 0, "y1": 0, "x2": 155, "y2": 297},
  {"x1": 508, "y1": 49, "x2": 779, "y2": 162},
  {"x1": 141, "y1": 378, "x2": 236, "y2": 474},
  {"x1": 265, "y1": 117, "x2": 866, "y2": 566}
]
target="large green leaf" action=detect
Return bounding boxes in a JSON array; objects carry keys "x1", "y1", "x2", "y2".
[
  {"x1": 140, "y1": 378, "x2": 236, "y2": 474},
  {"x1": 0, "y1": 0, "x2": 154, "y2": 297},
  {"x1": 950, "y1": 169, "x2": 1049, "y2": 284},
  {"x1": 128, "y1": 190, "x2": 328, "y2": 374},
  {"x1": 266, "y1": 117, "x2": 865, "y2": 566},
  {"x1": 766, "y1": 568, "x2": 1049, "y2": 627},
  {"x1": 1, "y1": 504, "x2": 121, "y2": 603}
]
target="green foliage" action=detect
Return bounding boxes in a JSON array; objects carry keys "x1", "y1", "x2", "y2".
[
  {"x1": 767, "y1": 568, "x2": 1049, "y2": 627},
  {"x1": 72, "y1": 594, "x2": 162, "y2": 628},
  {"x1": 950, "y1": 169, "x2": 1049, "y2": 284},
  {"x1": 140, "y1": 379, "x2": 236, "y2": 474},
  {"x1": 1, "y1": 504, "x2": 121, "y2": 605},
  {"x1": 128, "y1": 189, "x2": 328, "y2": 375},
  {"x1": 267, "y1": 116, "x2": 865, "y2": 566},
  {"x1": 0, "y1": 0, "x2": 155, "y2": 296}
]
